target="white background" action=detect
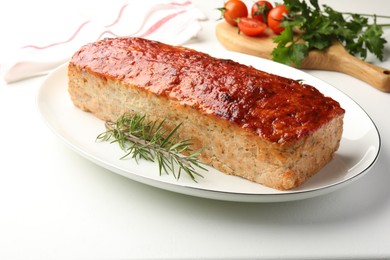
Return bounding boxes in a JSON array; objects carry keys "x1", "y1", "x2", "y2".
[{"x1": 1, "y1": 0, "x2": 390, "y2": 259}]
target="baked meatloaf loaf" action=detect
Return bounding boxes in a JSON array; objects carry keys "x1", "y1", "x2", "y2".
[{"x1": 68, "y1": 37, "x2": 345, "y2": 190}]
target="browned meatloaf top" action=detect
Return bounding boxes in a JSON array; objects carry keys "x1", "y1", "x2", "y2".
[{"x1": 70, "y1": 37, "x2": 345, "y2": 143}]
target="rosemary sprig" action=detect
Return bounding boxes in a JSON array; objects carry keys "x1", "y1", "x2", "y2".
[{"x1": 96, "y1": 113, "x2": 207, "y2": 182}]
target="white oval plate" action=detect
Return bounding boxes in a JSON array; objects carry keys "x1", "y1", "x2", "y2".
[{"x1": 37, "y1": 50, "x2": 380, "y2": 203}]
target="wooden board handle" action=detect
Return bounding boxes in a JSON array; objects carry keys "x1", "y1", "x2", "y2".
[
  {"x1": 301, "y1": 41, "x2": 390, "y2": 92},
  {"x1": 215, "y1": 21, "x2": 390, "y2": 92}
]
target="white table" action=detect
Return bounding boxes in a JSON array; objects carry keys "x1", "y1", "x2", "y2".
[{"x1": 1, "y1": 0, "x2": 390, "y2": 259}]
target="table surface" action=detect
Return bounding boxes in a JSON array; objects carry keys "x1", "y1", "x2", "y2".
[{"x1": 1, "y1": 0, "x2": 390, "y2": 259}]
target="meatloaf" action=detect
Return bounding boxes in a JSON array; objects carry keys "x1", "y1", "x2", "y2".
[{"x1": 68, "y1": 37, "x2": 345, "y2": 190}]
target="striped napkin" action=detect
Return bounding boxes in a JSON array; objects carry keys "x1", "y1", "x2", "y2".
[{"x1": 2, "y1": 0, "x2": 206, "y2": 83}]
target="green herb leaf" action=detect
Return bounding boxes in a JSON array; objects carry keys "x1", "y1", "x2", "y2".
[
  {"x1": 362, "y1": 21, "x2": 387, "y2": 60},
  {"x1": 271, "y1": 0, "x2": 389, "y2": 66},
  {"x1": 272, "y1": 41, "x2": 308, "y2": 67},
  {"x1": 96, "y1": 113, "x2": 207, "y2": 182},
  {"x1": 309, "y1": 0, "x2": 320, "y2": 10}
]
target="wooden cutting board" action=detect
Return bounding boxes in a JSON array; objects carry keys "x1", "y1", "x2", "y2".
[{"x1": 215, "y1": 21, "x2": 390, "y2": 92}]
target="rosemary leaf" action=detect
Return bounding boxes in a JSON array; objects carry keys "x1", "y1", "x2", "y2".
[{"x1": 96, "y1": 113, "x2": 206, "y2": 182}]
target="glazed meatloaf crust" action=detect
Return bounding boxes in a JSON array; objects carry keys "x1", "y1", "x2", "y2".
[{"x1": 68, "y1": 37, "x2": 345, "y2": 190}]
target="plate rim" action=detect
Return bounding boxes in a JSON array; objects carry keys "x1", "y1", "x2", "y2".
[{"x1": 36, "y1": 51, "x2": 381, "y2": 203}]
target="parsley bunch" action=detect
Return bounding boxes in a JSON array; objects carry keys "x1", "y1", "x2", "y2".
[{"x1": 272, "y1": 0, "x2": 390, "y2": 67}]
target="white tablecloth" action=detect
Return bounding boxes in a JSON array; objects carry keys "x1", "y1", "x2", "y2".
[{"x1": 1, "y1": 0, "x2": 390, "y2": 259}]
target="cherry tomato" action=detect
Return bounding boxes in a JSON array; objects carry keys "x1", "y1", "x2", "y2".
[
  {"x1": 221, "y1": 0, "x2": 248, "y2": 26},
  {"x1": 251, "y1": 1, "x2": 273, "y2": 24},
  {"x1": 268, "y1": 5, "x2": 289, "y2": 34},
  {"x1": 237, "y1": 17, "x2": 267, "y2": 36}
]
